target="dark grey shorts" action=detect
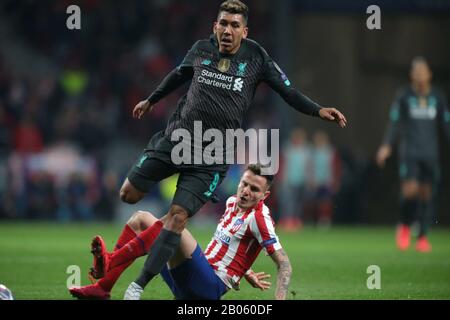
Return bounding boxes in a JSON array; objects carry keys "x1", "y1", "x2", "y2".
[
  {"x1": 127, "y1": 131, "x2": 228, "y2": 216},
  {"x1": 399, "y1": 158, "x2": 440, "y2": 184}
]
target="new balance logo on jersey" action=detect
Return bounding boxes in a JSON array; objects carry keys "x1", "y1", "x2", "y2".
[{"x1": 233, "y1": 78, "x2": 243, "y2": 92}]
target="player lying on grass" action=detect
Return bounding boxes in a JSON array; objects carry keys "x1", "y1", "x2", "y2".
[{"x1": 69, "y1": 164, "x2": 292, "y2": 300}]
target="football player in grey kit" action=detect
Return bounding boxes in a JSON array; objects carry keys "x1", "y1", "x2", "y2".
[
  {"x1": 377, "y1": 57, "x2": 450, "y2": 252},
  {"x1": 92, "y1": 0, "x2": 347, "y2": 299}
]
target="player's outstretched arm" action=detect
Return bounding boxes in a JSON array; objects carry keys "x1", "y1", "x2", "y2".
[
  {"x1": 269, "y1": 248, "x2": 292, "y2": 300},
  {"x1": 318, "y1": 107, "x2": 347, "y2": 128},
  {"x1": 261, "y1": 57, "x2": 347, "y2": 128},
  {"x1": 139, "y1": 41, "x2": 197, "y2": 116},
  {"x1": 244, "y1": 269, "x2": 271, "y2": 291}
]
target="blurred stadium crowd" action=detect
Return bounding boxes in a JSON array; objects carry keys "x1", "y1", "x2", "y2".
[{"x1": 0, "y1": 0, "x2": 385, "y2": 226}]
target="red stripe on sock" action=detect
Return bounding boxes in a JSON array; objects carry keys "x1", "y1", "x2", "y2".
[{"x1": 110, "y1": 220, "x2": 163, "y2": 268}]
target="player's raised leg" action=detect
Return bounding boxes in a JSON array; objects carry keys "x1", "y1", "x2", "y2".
[
  {"x1": 124, "y1": 218, "x2": 198, "y2": 300},
  {"x1": 69, "y1": 211, "x2": 161, "y2": 299},
  {"x1": 88, "y1": 156, "x2": 180, "y2": 275},
  {"x1": 127, "y1": 169, "x2": 224, "y2": 295}
]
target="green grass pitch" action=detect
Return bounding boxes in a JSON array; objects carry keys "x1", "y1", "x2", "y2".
[{"x1": 1, "y1": 222, "x2": 449, "y2": 300}]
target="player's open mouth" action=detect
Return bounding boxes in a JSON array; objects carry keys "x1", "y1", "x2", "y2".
[{"x1": 221, "y1": 38, "x2": 232, "y2": 45}]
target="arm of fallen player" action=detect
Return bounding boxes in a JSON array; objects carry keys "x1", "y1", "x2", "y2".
[{"x1": 270, "y1": 248, "x2": 292, "y2": 300}]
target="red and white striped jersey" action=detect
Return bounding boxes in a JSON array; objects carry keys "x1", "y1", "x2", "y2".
[{"x1": 204, "y1": 195, "x2": 282, "y2": 289}]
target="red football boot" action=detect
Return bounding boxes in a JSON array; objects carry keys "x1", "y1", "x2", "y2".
[
  {"x1": 89, "y1": 235, "x2": 111, "y2": 280},
  {"x1": 69, "y1": 283, "x2": 110, "y2": 300},
  {"x1": 416, "y1": 236, "x2": 432, "y2": 253},
  {"x1": 396, "y1": 224, "x2": 411, "y2": 251}
]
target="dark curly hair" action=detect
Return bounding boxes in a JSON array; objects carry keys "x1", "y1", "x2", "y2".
[{"x1": 218, "y1": 0, "x2": 249, "y2": 24}]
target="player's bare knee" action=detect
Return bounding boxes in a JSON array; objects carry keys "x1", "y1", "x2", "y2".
[
  {"x1": 120, "y1": 179, "x2": 146, "y2": 204},
  {"x1": 119, "y1": 188, "x2": 131, "y2": 203},
  {"x1": 127, "y1": 212, "x2": 141, "y2": 232},
  {"x1": 127, "y1": 211, "x2": 145, "y2": 231},
  {"x1": 119, "y1": 188, "x2": 141, "y2": 204},
  {"x1": 128, "y1": 211, "x2": 158, "y2": 233},
  {"x1": 138, "y1": 211, "x2": 159, "y2": 231},
  {"x1": 402, "y1": 181, "x2": 419, "y2": 199}
]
